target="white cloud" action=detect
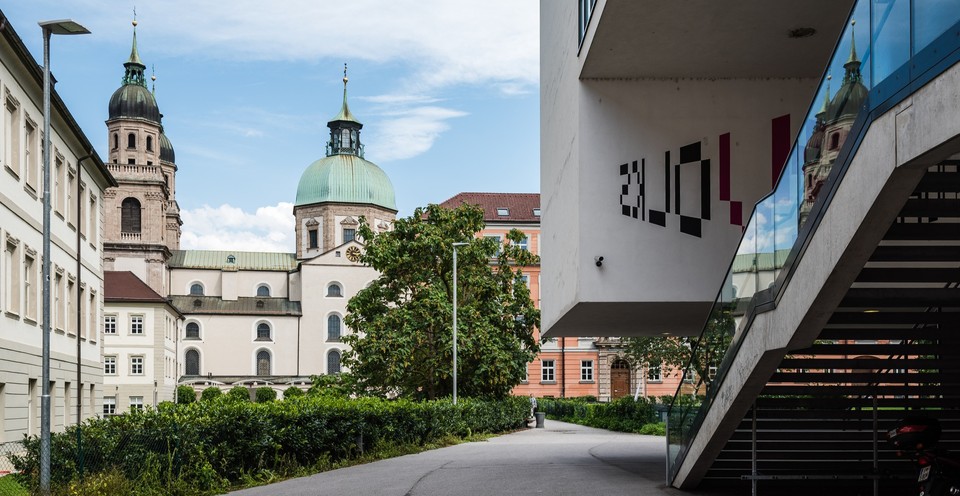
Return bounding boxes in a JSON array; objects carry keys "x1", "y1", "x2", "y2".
[
  {"x1": 366, "y1": 105, "x2": 468, "y2": 162},
  {"x1": 82, "y1": 1, "x2": 539, "y2": 92},
  {"x1": 180, "y1": 202, "x2": 296, "y2": 252}
]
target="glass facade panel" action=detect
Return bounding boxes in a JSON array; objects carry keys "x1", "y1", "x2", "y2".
[
  {"x1": 871, "y1": 0, "x2": 910, "y2": 83},
  {"x1": 914, "y1": 0, "x2": 960, "y2": 49}
]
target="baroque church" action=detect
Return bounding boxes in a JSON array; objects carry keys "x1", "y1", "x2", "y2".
[{"x1": 102, "y1": 22, "x2": 396, "y2": 405}]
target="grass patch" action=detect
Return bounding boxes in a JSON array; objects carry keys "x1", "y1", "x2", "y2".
[{"x1": 0, "y1": 475, "x2": 28, "y2": 495}]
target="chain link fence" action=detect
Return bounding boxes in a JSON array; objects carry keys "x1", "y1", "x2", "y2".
[{"x1": 0, "y1": 441, "x2": 26, "y2": 496}]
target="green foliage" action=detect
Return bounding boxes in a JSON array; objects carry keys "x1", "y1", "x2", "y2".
[
  {"x1": 227, "y1": 386, "x2": 251, "y2": 402},
  {"x1": 639, "y1": 422, "x2": 666, "y2": 436},
  {"x1": 343, "y1": 203, "x2": 540, "y2": 400},
  {"x1": 283, "y1": 386, "x2": 304, "y2": 399},
  {"x1": 538, "y1": 397, "x2": 658, "y2": 433},
  {"x1": 201, "y1": 387, "x2": 222, "y2": 402},
  {"x1": 255, "y1": 387, "x2": 277, "y2": 403},
  {"x1": 176, "y1": 385, "x2": 197, "y2": 404},
  {"x1": 307, "y1": 374, "x2": 356, "y2": 398},
  {"x1": 622, "y1": 306, "x2": 734, "y2": 392},
  {"x1": 0, "y1": 475, "x2": 27, "y2": 495},
  {"x1": 11, "y1": 396, "x2": 529, "y2": 495}
]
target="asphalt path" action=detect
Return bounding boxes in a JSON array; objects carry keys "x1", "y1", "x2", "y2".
[{"x1": 229, "y1": 420, "x2": 712, "y2": 496}]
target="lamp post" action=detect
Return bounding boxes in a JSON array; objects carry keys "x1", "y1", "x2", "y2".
[
  {"x1": 38, "y1": 19, "x2": 90, "y2": 494},
  {"x1": 451, "y1": 242, "x2": 468, "y2": 405}
]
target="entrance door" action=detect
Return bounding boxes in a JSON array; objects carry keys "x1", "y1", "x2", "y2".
[{"x1": 611, "y1": 360, "x2": 630, "y2": 400}]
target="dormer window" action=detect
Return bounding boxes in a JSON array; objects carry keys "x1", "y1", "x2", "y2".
[
  {"x1": 533, "y1": 208, "x2": 541, "y2": 217},
  {"x1": 497, "y1": 208, "x2": 509, "y2": 216},
  {"x1": 227, "y1": 255, "x2": 236, "y2": 264}
]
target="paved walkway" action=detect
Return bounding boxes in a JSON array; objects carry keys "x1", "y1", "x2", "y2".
[{"x1": 229, "y1": 420, "x2": 708, "y2": 496}]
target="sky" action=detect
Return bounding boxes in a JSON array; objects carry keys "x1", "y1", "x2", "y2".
[{"x1": 2, "y1": 1, "x2": 540, "y2": 252}]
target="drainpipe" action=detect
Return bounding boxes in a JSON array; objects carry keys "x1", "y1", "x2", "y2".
[
  {"x1": 561, "y1": 338, "x2": 566, "y2": 398},
  {"x1": 76, "y1": 154, "x2": 92, "y2": 427}
]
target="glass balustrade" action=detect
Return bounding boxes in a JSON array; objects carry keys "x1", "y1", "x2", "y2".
[{"x1": 667, "y1": 0, "x2": 960, "y2": 482}]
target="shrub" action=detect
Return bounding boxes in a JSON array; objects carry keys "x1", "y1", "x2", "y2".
[
  {"x1": 176, "y1": 385, "x2": 197, "y2": 404},
  {"x1": 201, "y1": 386, "x2": 222, "y2": 402},
  {"x1": 283, "y1": 386, "x2": 304, "y2": 399},
  {"x1": 538, "y1": 396, "x2": 657, "y2": 433},
  {"x1": 255, "y1": 387, "x2": 277, "y2": 403},
  {"x1": 11, "y1": 395, "x2": 530, "y2": 494},
  {"x1": 227, "y1": 386, "x2": 251, "y2": 402},
  {"x1": 639, "y1": 422, "x2": 666, "y2": 436}
]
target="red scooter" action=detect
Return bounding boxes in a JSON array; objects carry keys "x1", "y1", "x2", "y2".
[{"x1": 888, "y1": 416, "x2": 960, "y2": 496}]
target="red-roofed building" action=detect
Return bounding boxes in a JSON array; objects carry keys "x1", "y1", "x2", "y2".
[
  {"x1": 440, "y1": 193, "x2": 602, "y2": 399},
  {"x1": 103, "y1": 271, "x2": 184, "y2": 411}
]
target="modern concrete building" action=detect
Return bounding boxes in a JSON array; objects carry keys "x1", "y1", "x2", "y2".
[
  {"x1": 0, "y1": 11, "x2": 117, "y2": 441},
  {"x1": 542, "y1": 0, "x2": 960, "y2": 493}
]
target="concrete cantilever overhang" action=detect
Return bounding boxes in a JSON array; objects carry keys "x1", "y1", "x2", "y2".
[
  {"x1": 672, "y1": 58, "x2": 960, "y2": 488},
  {"x1": 541, "y1": 1, "x2": 853, "y2": 338}
]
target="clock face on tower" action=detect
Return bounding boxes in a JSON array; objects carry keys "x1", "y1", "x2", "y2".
[{"x1": 346, "y1": 246, "x2": 362, "y2": 262}]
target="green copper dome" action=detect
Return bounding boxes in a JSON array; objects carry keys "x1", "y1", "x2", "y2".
[
  {"x1": 295, "y1": 66, "x2": 396, "y2": 211},
  {"x1": 295, "y1": 154, "x2": 396, "y2": 210}
]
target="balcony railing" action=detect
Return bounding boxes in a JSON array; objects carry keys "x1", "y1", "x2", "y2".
[
  {"x1": 120, "y1": 231, "x2": 142, "y2": 242},
  {"x1": 667, "y1": 1, "x2": 960, "y2": 483}
]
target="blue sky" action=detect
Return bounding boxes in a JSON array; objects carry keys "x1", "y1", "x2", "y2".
[{"x1": 3, "y1": 1, "x2": 540, "y2": 251}]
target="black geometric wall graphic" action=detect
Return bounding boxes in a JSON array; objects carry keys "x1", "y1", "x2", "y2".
[
  {"x1": 619, "y1": 160, "x2": 645, "y2": 220},
  {"x1": 647, "y1": 151, "x2": 669, "y2": 227},
  {"x1": 674, "y1": 142, "x2": 710, "y2": 238}
]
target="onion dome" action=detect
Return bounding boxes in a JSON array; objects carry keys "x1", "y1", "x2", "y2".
[
  {"x1": 826, "y1": 22, "x2": 867, "y2": 122},
  {"x1": 108, "y1": 21, "x2": 160, "y2": 123},
  {"x1": 295, "y1": 65, "x2": 396, "y2": 211},
  {"x1": 804, "y1": 78, "x2": 831, "y2": 163},
  {"x1": 159, "y1": 130, "x2": 175, "y2": 163}
]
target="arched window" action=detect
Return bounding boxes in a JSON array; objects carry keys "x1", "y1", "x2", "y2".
[
  {"x1": 127, "y1": 133, "x2": 136, "y2": 149},
  {"x1": 146, "y1": 136, "x2": 153, "y2": 152},
  {"x1": 327, "y1": 350, "x2": 341, "y2": 375},
  {"x1": 112, "y1": 133, "x2": 119, "y2": 150},
  {"x1": 256, "y1": 285, "x2": 270, "y2": 297},
  {"x1": 120, "y1": 198, "x2": 141, "y2": 233},
  {"x1": 185, "y1": 349, "x2": 200, "y2": 375},
  {"x1": 327, "y1": 283, "x2": 342, "y2": 297},
  {"x1": 829, "y1": 132, "x2": 840, "y2": 150},
  {"x1": 190, "y1": 284, "x2": 204, "y2": 296},
  {"x1": 185, "y1": 322, "x2": 200, "y2": 339},
  {"x1": 257, "y1": 322, "x2": 271, "y2": 341},
  {"x1": 327, "y1": 315, "x2": 341, "y2": 341},
  {"x1": 256, "y1": 350, "x2": 271, "y2": 375}
]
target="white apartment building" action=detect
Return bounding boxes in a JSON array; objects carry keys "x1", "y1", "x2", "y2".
[{"x1": 0, "y1": 14, "x2": 116, "y2": 441}]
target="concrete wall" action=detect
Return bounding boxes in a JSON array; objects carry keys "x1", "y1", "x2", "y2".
[{"x1": 541, "y1": 1, "x2": 817, "y2": 337}]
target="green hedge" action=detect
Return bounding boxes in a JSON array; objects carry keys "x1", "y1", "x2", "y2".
[
  {"x1": 12, "y1": 395, "x2": 529, "y2": 494},
  {"x1": 538, "y1": 396, "x2": 658, "y2": 433}
]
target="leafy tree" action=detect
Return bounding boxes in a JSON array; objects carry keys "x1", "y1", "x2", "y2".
[
  {"x1": 255, "y1": 387, "x2": 277, "y2": 403},
  {"x1": 201, "y1": 386, "x2": 222, "y2": 402},
  {"x1": 623, "y1": 305, "x2": 734, "y2": 394},
  {"x1": 283, "y1": 386, "x2": 304, "y2": 399},
  {"x1": 226, "y1": 386, "x2": 251, "y2": 402},
  {"x1": 176, "y1": 385, "x2": 196, "y2": 404},
  {"x1": 343, "y1": 203, "x2": 540, "y2": 400},
  {"x1": 306, "y1": 374, "x2": 355, "y2": 398}
]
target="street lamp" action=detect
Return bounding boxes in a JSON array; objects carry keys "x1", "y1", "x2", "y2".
[
  {"x1": 451, "y1": 242, "x2": 468, "y2": 405},
  {"x1": 38, "y1": 19, "x2": 90, "y2": 494}
]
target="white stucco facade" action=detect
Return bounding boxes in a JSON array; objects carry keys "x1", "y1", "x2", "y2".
[{"x1": 0, "y1": 23, "x2": 116, "y2": 441}]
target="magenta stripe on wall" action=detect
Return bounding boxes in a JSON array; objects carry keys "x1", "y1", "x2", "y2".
[
  {"x1": 719, "y1": 133, "x2": 731, "y2": 202},
  {"x1": 771, "y1": 114, "x2": 790, "y2": 187}
]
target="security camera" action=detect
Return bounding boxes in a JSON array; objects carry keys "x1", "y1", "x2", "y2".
[{"x1": 595, "y1": 256, "x2": 604, "y2": 267}]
